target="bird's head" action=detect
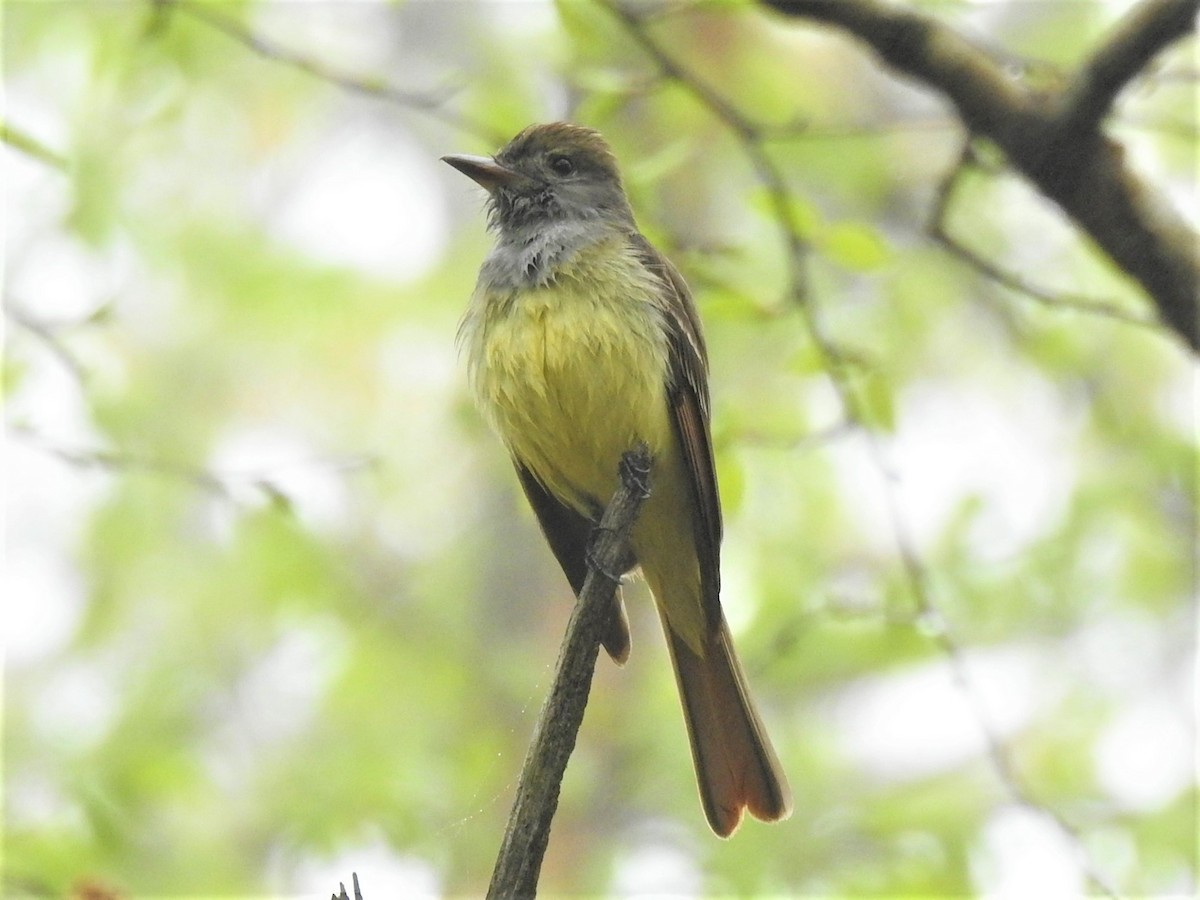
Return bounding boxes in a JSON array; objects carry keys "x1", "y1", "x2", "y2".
[{"x1": 443, "y1": 122, "x2": 634, "y2": 234}]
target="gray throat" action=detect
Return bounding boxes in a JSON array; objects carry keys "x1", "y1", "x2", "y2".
[{"x1": 478, "y1": 218, "x2": 616, "y2": 292}]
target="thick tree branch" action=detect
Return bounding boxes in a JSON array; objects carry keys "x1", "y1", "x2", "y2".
[
  {"x1": 763, "y1": 0, "x2": 1200, "y2": 351},
  {"x1": 487, "y1": 446, "x2": 652, "y2": 900},
  {"x1": 1060, "y1": 0, "x2": 1199, "y2": 134}
]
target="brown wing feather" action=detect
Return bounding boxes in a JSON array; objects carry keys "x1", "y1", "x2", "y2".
[
  {"x1": 629, "y1": 235, "x2": 723, "y2": 629},
  {"x1": 514, "y1": 462, "x2": 631, "y2": 664}
]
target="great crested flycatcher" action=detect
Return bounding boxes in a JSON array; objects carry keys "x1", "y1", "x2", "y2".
[{"x1": 444, "y1": 122, "x2": 791, "y2": 837}]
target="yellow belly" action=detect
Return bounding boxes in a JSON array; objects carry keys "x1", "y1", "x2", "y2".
[
  {"x1": 468, "y1": 240, "x2": 672, "y2": 512},
  {"x1": 464, "y1": 238, "x2": 710, "y2": 651}
]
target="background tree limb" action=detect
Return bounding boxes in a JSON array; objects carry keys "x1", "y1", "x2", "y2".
[{"x1": 762, "y1": 0, "x2": 1199, "y2": 350}]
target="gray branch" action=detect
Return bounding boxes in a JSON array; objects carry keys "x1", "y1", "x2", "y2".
[{"x1": 487, "y1": 445, "x2": 652, "y2": 900}]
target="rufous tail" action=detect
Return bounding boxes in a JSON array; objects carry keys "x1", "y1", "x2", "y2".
[{"x1": 665, "y1": 617, "x2": 792, "y2": 837}]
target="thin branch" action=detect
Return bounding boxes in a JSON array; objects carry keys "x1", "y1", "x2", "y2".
[
  {"x1": 1, "y1": 120, "x2": 69, "y2": 170},
  {"x1": 596, "y1": 2, "x2": 873, "y2": 435},
  {"x1": 929, "y1": 145, "x2": 1167, "y2": 333},
  {"x1": 487, "y1": 445, "x2": 652, "y2": 900},
  {"x1": 6, "y1": 305, "x2": 89, "y2": 384},
  {"x1": 598, "y1": 1, "x2": 813, "y2": 304},
  {"x1": 160, "y1": 0, "x2": 508, "y2": 146},
  {"x1": 844, "y1": 414, "x2": 1124, "y2": 897},
  {"x1": 12, "y1": 425, "x2": 235, "y2": 497},
  {"x1": 10, "y1": 425, "x2": 377, "y2": 505},
  {"x1": 913, "y1": 604, "x2": 1124, "y2": 897}
]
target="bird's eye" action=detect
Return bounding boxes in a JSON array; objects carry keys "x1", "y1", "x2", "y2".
[{"x1": 549, "y1": 155, "x2": 575, "y2": 176}]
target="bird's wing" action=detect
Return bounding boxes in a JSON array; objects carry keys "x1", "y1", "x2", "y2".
[{"x1": 630, "y1": 234, "x2": 723, "y2": 629}]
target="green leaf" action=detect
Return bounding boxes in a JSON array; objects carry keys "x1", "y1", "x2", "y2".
[
  {"x1": 821, "y1": 221, "x2": 891, "y2": 271},
  {"x1": 749, "y1": 187, "x2": 823, "y2": 238},
  {"x1": 858, "y1": 369, "x2": 896, "y2": 431}
]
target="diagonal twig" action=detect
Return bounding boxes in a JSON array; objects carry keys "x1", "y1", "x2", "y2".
[
  {"x1": 487, "y1": 445, "x2": 652, "y2": 899},
  {"x1": 159, "y1": 0, "x2": 508, "y2": 145},
  {"x1": 9, "y1": 424, "x2": 377, "y2": 506},
  {"x1": 598, "y1": 0, "x2": 814, "y2": 306}
]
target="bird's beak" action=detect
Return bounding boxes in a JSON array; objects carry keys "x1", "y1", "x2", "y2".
[{"x1": 441, "y1": 154, "x2": 525, "y2": 193}]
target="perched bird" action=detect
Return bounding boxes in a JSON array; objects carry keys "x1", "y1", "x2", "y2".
[{"x1": 444, "y1": 122, "x2": 791, "y2": 837}]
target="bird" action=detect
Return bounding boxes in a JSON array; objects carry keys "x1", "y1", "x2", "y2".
[{"x1": 444, "y1": 122, "x2": 791, "y2": 837}]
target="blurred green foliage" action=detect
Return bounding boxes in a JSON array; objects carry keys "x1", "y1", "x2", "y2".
[{"x1": 5, "y1": 1, "x2": 1195, "y2": 896}]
